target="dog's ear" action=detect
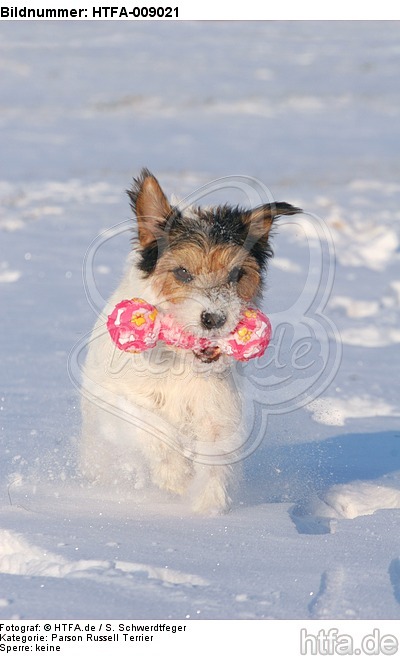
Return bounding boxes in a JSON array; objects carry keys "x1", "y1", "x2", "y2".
[
  {"x1": 242, "y1": 202, "x2": 302, "y2": 239},
  {"x1": 127, "y1": 169, "x2": 172, "y2": 248}
]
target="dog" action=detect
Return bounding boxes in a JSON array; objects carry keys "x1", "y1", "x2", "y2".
[{"x1": 80, "y1": 169, "x2": 301, "y2": 514}]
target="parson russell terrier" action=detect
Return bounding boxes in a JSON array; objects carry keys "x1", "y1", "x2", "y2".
[{"x1": 80, "y1": 169, "x2": 301, "y2": 514}]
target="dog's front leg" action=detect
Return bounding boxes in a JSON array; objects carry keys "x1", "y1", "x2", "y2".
[
  {"x1": 191, "y1": 462, "x2": 234, "y2": 516},
  {"x1": 144, "y1": 435, "x2": 193, "y2": 496},
  {"x1": 189, "y1": 414, "x2": 242, "y2": 515}
]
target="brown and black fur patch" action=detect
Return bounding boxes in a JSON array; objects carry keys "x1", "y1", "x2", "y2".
[
  {"x1": 127, "y1": 168, "x2": 302, "y2": 303},
  {"x1": 150, "y1": 242, "x2": 262, "y2": 304}
]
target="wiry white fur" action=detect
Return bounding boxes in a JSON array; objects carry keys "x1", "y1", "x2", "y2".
[{"x1": 80, "y1": 251, "x2": 243, "y2": 515}]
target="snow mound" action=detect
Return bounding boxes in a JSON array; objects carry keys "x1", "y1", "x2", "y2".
[
  {"x1": 0, "y1": 529, "x2": 208, "y2": 587},
  {"x1": 0, "y1": 180, "x2": 119, "y2": 231},
  {"x1": 330, "y1": 296, "x2": 380, "y2": 319},
  {"x1": 340, "y1": 326, "x2": 400, "y2": 347},
  {"x1": 292, "y1": 482, "x2": 400, "y2": 535},
  {"x1": 0, "y1": 529, "x2": 104, "y2": 578},
  {"x1": 337, "y1": 227, "x2": 398, "y2": 272},
  {"x1": 323, "y1": 482, "x2": 400, "y2": 519},
  {"x1": 0, "y1": 264, "x2": 21, "y2": 283},
  {"x1": 307, "y1": 395, "x2": 397, "y2": 426}
]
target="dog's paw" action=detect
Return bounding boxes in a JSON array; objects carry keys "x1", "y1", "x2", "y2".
[
  {"x1": 192, "y1": 483, "x2": 231, "y2": 516},
  {"x1": 153, "y1": 460, "x2": 191, "y2": 497}
]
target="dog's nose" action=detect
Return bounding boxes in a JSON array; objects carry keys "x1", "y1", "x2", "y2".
[{"x1": 201, "y1": 311, "x2": 227, "y2": 330}]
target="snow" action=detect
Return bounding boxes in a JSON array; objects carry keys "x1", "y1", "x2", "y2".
[
  {"x1": 0, "y1": 20, "x2": 400, "y2": 620},
  {"x1": 307, "y1": 395, "x2": 398, "y2": 426}
]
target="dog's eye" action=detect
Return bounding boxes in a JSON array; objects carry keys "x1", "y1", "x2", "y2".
[
  {"x1": 228, "y1": 267, "x2": 245, "y2": 284},
  {"x1": 173, "y1": 267, "x2": 193, "y2": 283}
]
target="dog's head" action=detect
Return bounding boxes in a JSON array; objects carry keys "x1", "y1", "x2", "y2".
[{"x1": 128, "y1": 169, "x2": 301, "y2": 349}]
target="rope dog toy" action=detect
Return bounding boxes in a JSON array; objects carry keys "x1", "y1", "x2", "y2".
[{"x1": 107, "y1": 298, "x2": 271, "y2": 362}]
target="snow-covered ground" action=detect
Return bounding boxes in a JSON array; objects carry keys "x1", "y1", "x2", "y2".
[{"x1": 0, "y1": 20, "x2": 400, "y2": 620}]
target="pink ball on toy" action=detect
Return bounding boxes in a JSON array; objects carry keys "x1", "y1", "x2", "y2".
[
  {"x1": 107, "y1": 298, "x2": 160, "y2": 353},
  {"x1": 224, "y1": 308, "x2": 272, "y2": 361}
]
